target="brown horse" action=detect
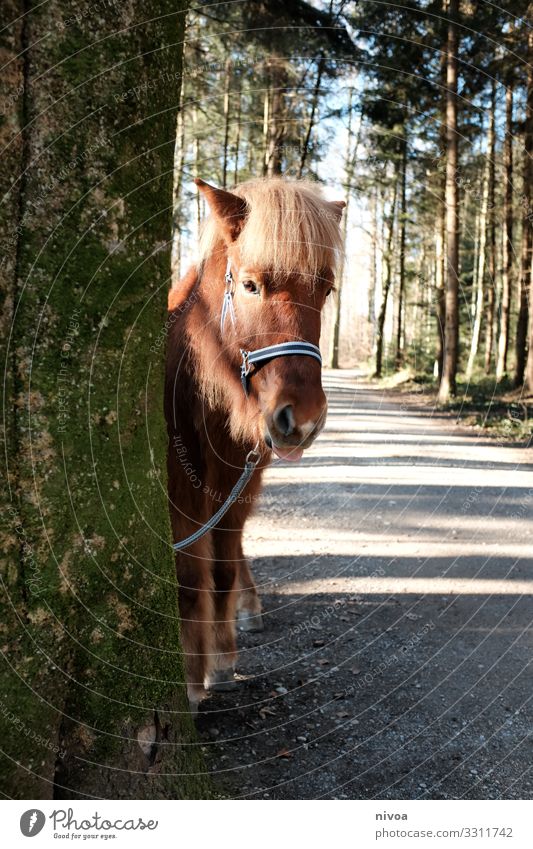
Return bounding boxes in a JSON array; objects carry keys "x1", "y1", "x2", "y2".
[{"x1": 165, "y1": 177, "x2": 344, "y2": 711}]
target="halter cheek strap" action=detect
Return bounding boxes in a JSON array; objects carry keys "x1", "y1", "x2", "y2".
[
  {"x1": 220, "y1": 258, "x2": 237, "y2": 333},
  {"x1": 221, "y1": 260, "x2": 323, "y2": 396}
]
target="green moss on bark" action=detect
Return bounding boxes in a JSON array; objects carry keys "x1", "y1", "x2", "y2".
[{"x1": 1, "y1": 0, "x2": 211, "y2": 799}]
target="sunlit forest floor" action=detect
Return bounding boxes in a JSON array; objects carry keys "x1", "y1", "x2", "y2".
[
  {"x1": 372, "y1": 367, "x2": 533, "y2": 444},
  {"x1": 196, "y1": 370, "x2": 533, "y2": 800}
]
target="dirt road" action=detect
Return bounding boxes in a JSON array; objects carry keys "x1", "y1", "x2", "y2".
[{"x1": 197, "y1": 371, "x2": 533, "y2": 799}]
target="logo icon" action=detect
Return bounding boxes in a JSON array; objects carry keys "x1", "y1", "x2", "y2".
[{"x1": 20, "y1": 810, "x2": 46, "y2": 837}]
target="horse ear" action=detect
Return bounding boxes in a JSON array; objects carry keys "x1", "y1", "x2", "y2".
[
  {"x1": 328, "y1": 200, "x2": 346, "y2": 222},
  {"x1": 194, "y1": 178, "x2": 247, "y2": 242}
]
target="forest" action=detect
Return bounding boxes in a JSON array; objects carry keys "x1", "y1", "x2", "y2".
[{"x1": 174, "y1": 0, "x2": 533, "y2": 421}]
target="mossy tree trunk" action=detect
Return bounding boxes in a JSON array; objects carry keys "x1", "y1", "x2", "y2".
[{"x1": 0, "y1": 0, "x2": 210, "y2": 799}]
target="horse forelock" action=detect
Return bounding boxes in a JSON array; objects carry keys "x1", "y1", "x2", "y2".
[{"x1": 198, "y1": 178, "x2": 343, "y2": 282}]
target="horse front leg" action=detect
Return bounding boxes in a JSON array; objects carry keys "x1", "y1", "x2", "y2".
[
  {"x1": 236, "y1": 551, "x2": 263, "y2": 632},
  {"x1": 207, "y1": 527, "x2": 264, "y2": 692},
  {"x1": 207, "y1": 527, "x2": 241, "y2": 691},
  {"x1": 175, "y1": 537, "x2": 215, "y2": 714},
  {"x1": 205, "y1": 449, "x2": 266, "y2": 689}
]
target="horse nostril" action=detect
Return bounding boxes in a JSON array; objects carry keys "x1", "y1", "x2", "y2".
[{"x1": 273, "y1": 404, "x2": 295, "y2": 437}]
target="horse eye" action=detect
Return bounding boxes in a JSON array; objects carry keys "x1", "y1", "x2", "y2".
[
  {"x1": 242, "y1": 280, "x2": 259, "y2": 295},
  {"x1": 325, "y1": 287, "x2": 333, "y2": 298}
]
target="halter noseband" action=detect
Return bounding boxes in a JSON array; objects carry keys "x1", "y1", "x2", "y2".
[{"x1": 221, "y1": 259, "x2": 322, "y2": 396}]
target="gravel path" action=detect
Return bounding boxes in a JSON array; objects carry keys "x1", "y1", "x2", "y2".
[{"x1": 196, "y1": 370, "x2": 533, "y2": 800}]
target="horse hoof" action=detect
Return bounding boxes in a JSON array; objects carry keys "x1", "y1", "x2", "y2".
[
  {"x1": 187, "y1": 684, "x2": 208, "y2": 718},
  {"x1": 188, "y1": 699, "x2": 199, "y2": 719},
  {"x1": 206, "y1": 668, "x2": 237, "y2": 692},
  {"x1": 237, "y1": 609, "x2": 264, "y2": 632}
]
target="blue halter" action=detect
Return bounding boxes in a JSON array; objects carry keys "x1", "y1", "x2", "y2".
[{"x1": 221, "y1": 260, "x2": 323, "y2": 396}]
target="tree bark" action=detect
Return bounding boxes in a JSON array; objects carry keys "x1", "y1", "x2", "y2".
[
  {"x1": 438, "y1": 0, "x2": 460, "y2": 403},
  {"x1": 518, "y1": 20, "x2": 533, "y2": 388},
  {"x1": 496, "y1": 82, "x2": 514, "y2": 380},
  {"x1": 0, "y1": 0, "x2": 209, "y2": 799}
]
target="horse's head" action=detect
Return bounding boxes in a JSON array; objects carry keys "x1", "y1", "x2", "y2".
[{"x1": 195, "y1": 178, "x2": 344, "y2": 460}]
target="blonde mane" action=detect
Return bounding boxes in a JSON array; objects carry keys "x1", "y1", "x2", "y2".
[{"x1": 198, "y1": 178, "x2": 343, "y2": 280}]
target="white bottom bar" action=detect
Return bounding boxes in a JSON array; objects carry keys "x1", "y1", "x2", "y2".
[{"x1": 4, "y1": 799, "x2": 533, "y2": 848}]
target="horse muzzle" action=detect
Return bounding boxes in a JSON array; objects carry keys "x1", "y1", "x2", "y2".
[{"x1": 263, "y1": 400, "x2": 327, "y2": 461}]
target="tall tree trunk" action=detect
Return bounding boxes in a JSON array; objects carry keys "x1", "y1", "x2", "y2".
[
  {"x1": 265, "y1": 58, "x2": 287, "y2": 177},
  {"x1": 526, "y1": 249, "x2": 533, "y2": 391},
  {"x1": 471, "y1": 206, "x2": 481, "y2": 317},
  {"x1": 484, "y1": 96, "x2": 497, "y2": 375},
  {"x1": 233, "y1": 84, "x2": 242, "y2": 186},
  {"x1": 438, "y1": 0, "x2": 460, "y2": 403},
  {"x1": 369, "y1": 186, "x2": 378, "y2": 327},
  {"x1": 411, "y1": 244, "x2": 426, "y2": 345},
  {"x1": 517, "y1": 21, "x2": 533, "y2": 387},
  {"x1": 298, "y1": 54, "x2": 325, "y2": 177},
  {"x1": 222, "y1": 58, "x2": 232, "y2": 188},
  {"x1": 394, "y1": 135, "x2": 408, "y2": 370},
  {"x1": 526, "y1": 119, "x2": 533, "y2": 390},
  {"x1": 262, "y1": 81, "x2": 270, "y2": 175},
  {"x1": 435, "y1": 197, "x2": 446, "y2": 379},
  {"x1": 496, "y1": 82, "x2": 514, "y2": 379},
  {"x1": 435, "y1": 48, "x2": 447, "y2": 381},
  {"x1": 192, "y1": 103, "x2": 202, "y2": 229},
  {"x1": 0, "y1": 0, "x2": 209, "y2": 799},
  {"x1": 172, "y1": 90, "x2": 186, "y2": 281},
  {"x1": 425, "y1": 252, "x2": 433, "y2": 352},
  {"x1": 330, "y1": 88, "x2": 357, "y2": 369},
  {"x1": 374, "y1": 175, "x2": 399, "y2": 378},
  {"x1": 466, "y1": 87, "x2": 495, "y2": 378}
]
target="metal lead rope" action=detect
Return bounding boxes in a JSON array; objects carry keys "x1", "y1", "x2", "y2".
[{"x1": 173, "y1": 445, "x2": 261, "y2": 551}]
